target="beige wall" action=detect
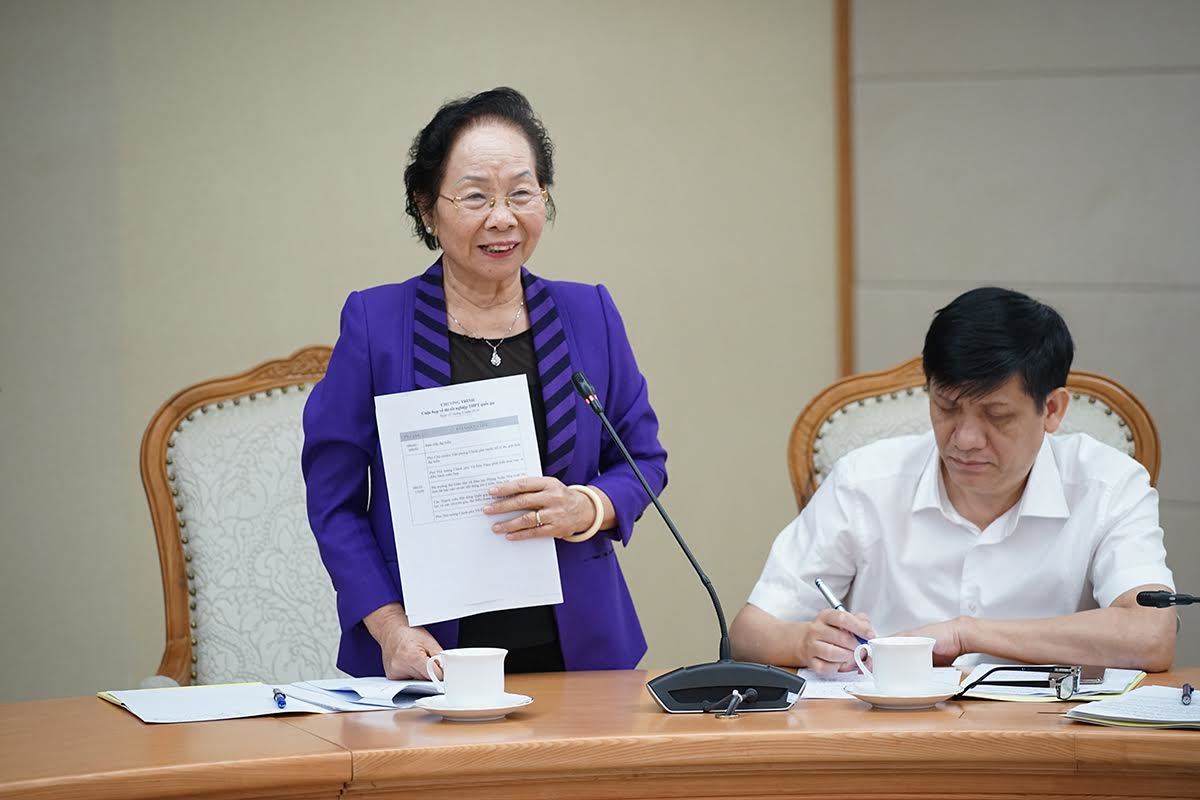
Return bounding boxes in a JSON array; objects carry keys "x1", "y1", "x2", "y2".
[
  {"x1": 0, "y1": 0, "x2": 836, "y2": 701},
  {"x1": 853, "y1": 0, "x2": 1200, "y2": 664}
]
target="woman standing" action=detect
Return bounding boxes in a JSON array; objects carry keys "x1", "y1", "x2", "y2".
[{"x1": 302, "y1": 88, "x2": 667, "y2": 679}]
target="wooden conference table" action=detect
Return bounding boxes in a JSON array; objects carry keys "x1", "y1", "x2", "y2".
[{"x1": 2, "y1": 668, "x2": 1197, "y2": 800}]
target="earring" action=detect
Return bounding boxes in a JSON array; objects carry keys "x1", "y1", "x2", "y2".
[{"x1": 425, "y1": 225, "x2": 433, "y2": 234}]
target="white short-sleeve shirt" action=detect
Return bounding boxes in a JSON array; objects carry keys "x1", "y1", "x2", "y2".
[{"x1": 748, "y1": 432, "x2": 1173, "y2": 659}]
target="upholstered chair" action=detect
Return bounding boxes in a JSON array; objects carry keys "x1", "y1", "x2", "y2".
[
  {"x1": 788, "y1": 357, "x2": 1160, "y2": 510},
  {"x1": 140, "y1": 347, "x2": 341, "y2": 685}
]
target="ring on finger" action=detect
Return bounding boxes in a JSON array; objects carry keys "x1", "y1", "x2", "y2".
[{"x1": 535, "y1": 509, "x2": 543, "y2": 527}]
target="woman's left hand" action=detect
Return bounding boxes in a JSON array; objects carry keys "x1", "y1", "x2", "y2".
[{"x1": 484, "y1": 476, "x2": 593, "y2": 540}]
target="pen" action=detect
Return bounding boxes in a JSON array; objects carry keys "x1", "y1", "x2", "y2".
[
  {"x1": 1183, "y1": 683, "x2": 1194, "y2": 706},
  {"x1": 814, "y1": 577, "x2": 869, "y2": 645},
  {"x1": 272, "y1": 688, "x2": 287, "y2": 709}
]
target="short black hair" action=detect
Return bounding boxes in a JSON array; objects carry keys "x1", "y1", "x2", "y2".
[
  {"x1": 404, "y1": 87, "x2": 556, "y2": 250},
  {"x1": 922, "y1": 287, "x2": 1074, "y2": 410}
]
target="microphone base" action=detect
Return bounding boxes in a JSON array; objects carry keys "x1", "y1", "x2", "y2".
[{"x1": 647, "y1": 659, "x2": 806, "y2": 714}]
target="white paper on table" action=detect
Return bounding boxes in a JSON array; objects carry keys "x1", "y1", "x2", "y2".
[
  {"x1": 961, "y1": 663, "x2": 1144, "y2": 700},
  {"x1": 797, "y1": 667, "x2": 963, "y2": 699},
  {"x1": 98, "y1": 683, "x2": 334, "y2": 723},
  {"x1": 281, "y1": 685, "x2": 384, "y2": 712},
  {"x1": 375, "y1": 375, "x2": 563, "y2": 626},
  {"x1": 98, "y1": 679, "x2": 443, "y2": 722},
  {"x1": 295, "y1": 677, "x2": 440, "y2": 709}
]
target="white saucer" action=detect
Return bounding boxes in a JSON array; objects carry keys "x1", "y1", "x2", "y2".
[
  {"x1": 845, "y1": 683, "x2": 961, "y2": 710},
  {"x1": 413, "y1": 692, "x2": 533, "y2": 722}
]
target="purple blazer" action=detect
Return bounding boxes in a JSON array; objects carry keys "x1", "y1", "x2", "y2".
[{"x1": 301, "y1": 261, "x2": 667, "y2": 675}]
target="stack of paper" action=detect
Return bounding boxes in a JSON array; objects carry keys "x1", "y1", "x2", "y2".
[
  {"x1": 289, "y1": 678, "x2": 439, "y2": 710},
  {"x1": 100, "y1": 678, "x2": 440, "y2": 723},
  {"x1": 796, "y1": 667, "x2": 962, "y2": 699},
  {"x1": 1065, "y1": 685, "x2": 1200, "y2": 729},
  {"x1": 959, "y1": 664, "x2": 1144, "y2": 702}
]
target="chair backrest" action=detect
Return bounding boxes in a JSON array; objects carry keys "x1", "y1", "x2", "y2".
[
  {"x1": 788, "y1": 356, "x2": 1160, "y2": 510},
  {"x1": 141, "y1": 346, "x2": 341, "y2": 685}
]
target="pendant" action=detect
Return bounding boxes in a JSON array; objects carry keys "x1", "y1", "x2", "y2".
[{"x1": 490, "y1": 350, "x2": 502, "y2": 367}]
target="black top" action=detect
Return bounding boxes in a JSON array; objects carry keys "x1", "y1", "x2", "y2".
[{"x1": 448, "y1": 328, "x2": 564, "y2": 673}]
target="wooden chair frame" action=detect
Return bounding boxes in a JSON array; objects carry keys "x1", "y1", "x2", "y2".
[
  {"x1": 788, "y1": 356, "x2": 1160, "y2": 510},
  {"x1": 140, "y1": 346, "x2": 332, "y2": 684}
]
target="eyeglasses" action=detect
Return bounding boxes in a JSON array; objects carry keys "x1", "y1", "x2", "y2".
[
  {"x1": 957, "y1": 664, "x2": 1081, "y2": 701},
  {"x1": 438, "y1": 187, "x2": 549, "y2": 214}
]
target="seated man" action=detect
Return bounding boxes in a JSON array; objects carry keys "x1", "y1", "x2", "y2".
[{"x1": 731, "y1": 287, "x2": 1176, "y2": 673}]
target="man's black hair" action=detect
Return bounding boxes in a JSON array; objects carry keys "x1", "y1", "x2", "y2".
[{"x1": 922, "y1": 287, "x2": 1074, "y2": 410}]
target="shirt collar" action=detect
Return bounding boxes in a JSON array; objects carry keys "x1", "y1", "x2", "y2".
[
  {"x1": 910, "y1": 433, "x2": 1070, "y2": 521},
  {"x1": 911, "y1": 434, "x2": 943, "y2": 513},
  {"x1": 1013, "y1": 435, "x2": 1071, "y2": 520}
]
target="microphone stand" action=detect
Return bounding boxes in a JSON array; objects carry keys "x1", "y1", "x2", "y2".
[{"x1": 572, "y1": 372, "x2": 805, "y2": 713}]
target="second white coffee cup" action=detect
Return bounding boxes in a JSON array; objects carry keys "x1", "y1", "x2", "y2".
[
  {"x1": 426, "y1": 647, "x2": 508, "y2": 708},
  {"x1": 853, "y1": 636, "x2": 935, "y2": 694}
]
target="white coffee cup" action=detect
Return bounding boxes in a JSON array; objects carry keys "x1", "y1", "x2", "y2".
[
  {"x1": 426, "y1": 647, "x2": 507, "y2": 708},
  {"x1": 853, "y1": 636, "x2": 935, "y2": 694}
]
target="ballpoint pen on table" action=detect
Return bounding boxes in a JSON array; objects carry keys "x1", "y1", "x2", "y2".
[
  {"x1": 272, "y1": 688, "x2": 287, "y2": 709},
  {"x1": 814, "y1": 577, "x2": 869, "y2": 645},
  {"x1": 1183, "y1": 683, "x2": 1194, "y2": 706}
]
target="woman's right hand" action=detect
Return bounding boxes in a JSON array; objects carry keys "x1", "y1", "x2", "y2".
[
  {"x1": 379, "y1": 624, "x2": 444, "y2": 680},
  {"x1": 363, "y1": 603, "x2": 444, "y2": 680}
]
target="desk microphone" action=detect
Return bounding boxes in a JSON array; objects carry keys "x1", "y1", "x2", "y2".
[
  {"x1": 572, "y1": 371, "x2": 805, "y2": 714},
  {"x1": 1136, "y1": 591, "x2": 1197, "y2": 608}
]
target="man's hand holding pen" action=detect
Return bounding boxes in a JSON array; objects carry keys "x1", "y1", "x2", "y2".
[
  {"x1": 801, "y1": 607, "x2": 876, "y2": 674},
  {"x1": 805, "y1": 578, "x2": 876, "y2": 674}
]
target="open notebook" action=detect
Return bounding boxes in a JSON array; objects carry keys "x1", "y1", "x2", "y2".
[
  {"x1": 1065, "y1": 685, "x2": 1200, "y2": 729},
  {"x1": 959, "y1": 664, "x2": 1144, "y2": 702}
]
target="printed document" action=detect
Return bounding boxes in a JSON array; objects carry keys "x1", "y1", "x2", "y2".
[
  {"x1": 797, "y1": 667, "x2": 962, "y2": 699},
  {"x1": 375, "y1": 375, "x2": 562, "y2": 626},
  {"x1": 294, "y1": 677, "x2": 439, "y2": 709}
]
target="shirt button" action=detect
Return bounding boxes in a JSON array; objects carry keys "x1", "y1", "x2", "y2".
[{"x1": 968, "y1": 602, "x2": 979, "y2": 613}]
